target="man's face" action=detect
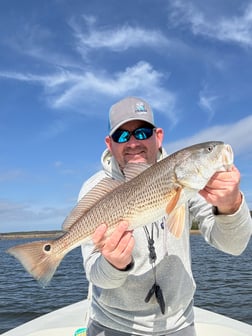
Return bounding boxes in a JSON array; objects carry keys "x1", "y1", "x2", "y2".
[{"x1": 105, "y1": 120, "x2": 164, "y2": 170}]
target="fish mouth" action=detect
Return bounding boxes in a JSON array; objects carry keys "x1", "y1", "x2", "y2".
[{"x1": 223, "y1": 144, "x2": 234, "y2": 171}]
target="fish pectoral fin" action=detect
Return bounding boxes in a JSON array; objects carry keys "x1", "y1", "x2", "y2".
[
  {"x1": 166, "y1": 204, "x2": 185, "y2": 238},
  {"x1": 165, "y1": 186, "x2": 182, "y2": 214},
  {"x1": 164, "y1": 186, "x2": 185, "y2": 238},
  {"x1": 62, "y1": 177, "x2": 123, "y2": 231}
]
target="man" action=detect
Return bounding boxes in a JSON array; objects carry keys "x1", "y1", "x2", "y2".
[{"x1": 79, "y1": 96, "x2": 252, "y2": 336}]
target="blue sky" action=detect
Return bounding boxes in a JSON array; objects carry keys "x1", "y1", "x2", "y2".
[{"x1": 0, "y1": 0, "x2": 252, "y2": 233}]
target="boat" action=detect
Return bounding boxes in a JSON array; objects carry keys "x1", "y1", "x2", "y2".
[{"x1": 1, "y1": 299, "x2": 252, "y2": 336}]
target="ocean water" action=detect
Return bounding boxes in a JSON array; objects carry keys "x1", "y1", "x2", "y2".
[{"x1": 0, "y1": 235, "x2": 251, "y2": 334}]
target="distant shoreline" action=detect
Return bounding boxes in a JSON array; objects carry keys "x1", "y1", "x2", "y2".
[
  {"x1": 0, "y1": 230, "x2": 63, "y2": 240},
  {"x1": 0, "y1": 229, "x2": 200, "y2": 240}
]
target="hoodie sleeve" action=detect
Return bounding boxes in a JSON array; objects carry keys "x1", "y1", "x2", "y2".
[
  {"x1": 81, "y1": 242, "x2": 132, "y2": 289},
  {"x1": 189, "y1": 193, "x2": 252, "y2": 255}
]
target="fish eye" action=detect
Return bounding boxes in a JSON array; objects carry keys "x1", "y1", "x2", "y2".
[
  {"x1": 207, "y1": 145, "x2": 214, "y2": 153},
  {"x1": 44, "y1": 244, "x2": 51, "y2": 252}
]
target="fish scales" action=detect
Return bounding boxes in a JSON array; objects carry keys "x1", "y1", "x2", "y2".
[
  {"x1": 75, "y1": 164, "x2": 174, "y2": 235},
  {"x1": 67, "y1": 176, "x2": 166, "y2": 246}
]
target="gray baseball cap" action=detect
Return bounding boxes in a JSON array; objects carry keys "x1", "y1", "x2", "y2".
[{"x1": 109, "y1": 96, "x2": 156, "y2": 135}]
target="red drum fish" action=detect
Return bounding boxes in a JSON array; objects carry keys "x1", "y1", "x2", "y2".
[{"x1": 7, "y1": 141, "x2": 233, "y2": 286}]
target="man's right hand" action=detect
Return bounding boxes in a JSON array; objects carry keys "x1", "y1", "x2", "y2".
[{"x1": 92, "y1": 221, "x2": 135, "y2": 270}]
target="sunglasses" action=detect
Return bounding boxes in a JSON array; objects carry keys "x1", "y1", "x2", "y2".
[{"x1": 111, "y1": 127, "x2": 156, "y2": 144}]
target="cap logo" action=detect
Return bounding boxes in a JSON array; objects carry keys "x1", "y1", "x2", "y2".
[{"x1": 135, "y1": 102, "x2": 148, "y2": 113}]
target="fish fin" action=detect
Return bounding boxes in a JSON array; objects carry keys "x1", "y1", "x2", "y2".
[
  {"x1": 166, "y1": 204, "x2": 185, "y2": 238},
  {"x1": 165, "y1": 186, "x2": 182, "y2": 214},
  {"x1": 123, "y1": 163, "x2": 150, "y2": 182},
  {"x1": 7, "y1": 240, "x2": 65, "y2": 287},
  {"x1": 165, "y1": 187, "x2": 185, "y2": 238},
  {"x1": 62, "y1": 177, "x2": 123, "y2": 231}
]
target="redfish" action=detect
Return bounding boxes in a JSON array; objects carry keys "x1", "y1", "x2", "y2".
[{"x1": 7, "y1": 141, "x2": 233, "y2": 286}]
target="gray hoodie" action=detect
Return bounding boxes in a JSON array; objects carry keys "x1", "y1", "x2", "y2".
[{"x1": 80, "y1": 148, "x2": 252, "y2": 335}]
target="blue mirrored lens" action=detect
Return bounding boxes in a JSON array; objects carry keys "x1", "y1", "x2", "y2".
[
  {"x1": 117, "y1": 130, "x2": 130, "y2": 143},
  {"x1": 111, "y1": 130, "x2": 130, "y2": 143},
  {"x1": 134, "y1": 128, "x2": 153, "y2": 140}
]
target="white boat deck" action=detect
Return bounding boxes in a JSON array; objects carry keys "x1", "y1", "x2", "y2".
[{"x1": 1, "y1": 300, "x2": 252, "y2": 336}]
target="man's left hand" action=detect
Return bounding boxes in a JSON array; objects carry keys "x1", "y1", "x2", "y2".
[{"x1": 199, "y1": 165, "x2": 242, "y2": 214}]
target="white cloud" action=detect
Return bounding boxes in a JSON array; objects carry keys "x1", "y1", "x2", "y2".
[
  {"x1": 0, "y1": 170, "x2": 24, "y2": 182},
  {"x1": 0, "y1": 15, "x2": 178, "y2": 127},
  {"x1": 165, "y1": 115, "x2": 252, "y2": 156},
  {"x1": 71, "y1": 15, "x2": 169, "y2": 55},
  {"x1": 168, "y1": 1, "x2": 252, "y2": 47},
  {"x1": 52, "y1": 62, "x2": 178, "y2": 126},
  {"x1": 198, "y1": 89, "x2": 219, "y2": 121},
  {"x1": 4, "y1": 22, "x2": 79, "y2": 69},
  {"x1": 0, "y1": 62, "x2": 178, "y2": 126},
  {"x1": 0, "y1": 70, "x2": 77, "y2": 87},
  {"x1": 0, "y1": 199, "x2": 68, "y2": 232}
]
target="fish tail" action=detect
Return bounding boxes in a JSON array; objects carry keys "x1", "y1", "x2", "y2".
[{"x1": 7, "y1": 240, "x2": 65, "y2": 287}]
